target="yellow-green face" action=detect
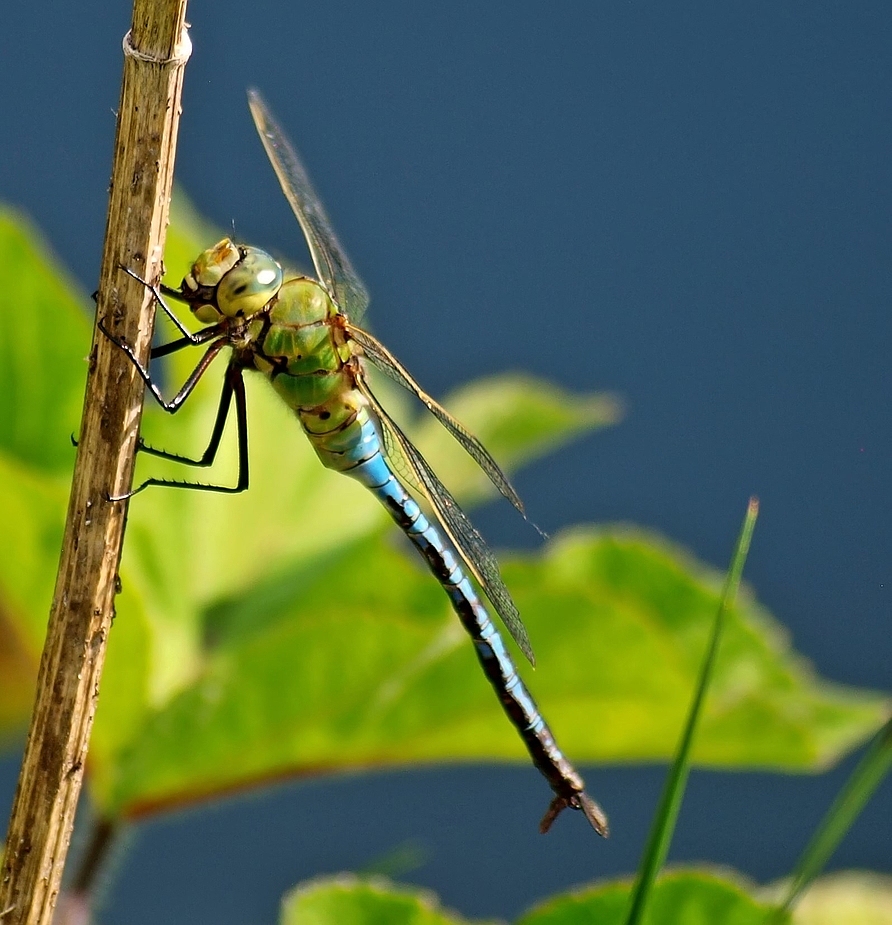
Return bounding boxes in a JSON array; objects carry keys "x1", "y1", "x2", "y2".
[{"x1": 184, "y1": 238, "x2": 284, "y2": 324}]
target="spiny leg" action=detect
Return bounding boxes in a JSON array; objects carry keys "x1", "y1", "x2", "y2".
[
  {"x1": 100, "y1": 316, "x2": 247, "y2": 497},
  {"x1": 138, "y1": 362, "x2": 238, "y2": 467},
  {"x1": 119, "y1": 265, "x2": 227, "y2": 359},
  {"x1": 119, "y1": 265, "x2": 207, "y2": 345},
  {"x1": 113, "y1": 362, "x2": 250, "y2": 499},
  {"x1": 99, "y1": 321, "x2": 228, "y2": 414},
  {"x1": 72, "y1": 319, "x2": 226, "y2": 448}
]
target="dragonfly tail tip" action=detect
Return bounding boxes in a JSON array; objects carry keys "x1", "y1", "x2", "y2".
[
  {"x1": 539, "y1": 792, "x2": 609, "y2": 837},
  {"x1": 578, "y1": 792, "x2": 610, "y2": 837}
]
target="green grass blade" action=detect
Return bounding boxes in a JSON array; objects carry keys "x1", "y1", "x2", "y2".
[
  {"x1": 624, "y1": 497, "x2": 760, "y2": 925},
  {"x1": 777, "y1": 714, "x2": 892, "y2": 915}
]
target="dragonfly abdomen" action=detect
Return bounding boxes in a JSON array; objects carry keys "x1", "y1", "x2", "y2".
[{"x1": 347, "y1": 444, "x2": 606, "y2": 834}]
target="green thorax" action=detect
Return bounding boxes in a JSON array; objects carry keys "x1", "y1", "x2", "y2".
[{"x1": 248, "y1": 276, "x2": 369, "y2": 470}]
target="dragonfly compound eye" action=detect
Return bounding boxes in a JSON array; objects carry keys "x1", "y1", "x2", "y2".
[
  {"x1": 186, "y1": 238, "x2": 243, "y2": 323},
  {"x1": 189, "y1": 238, "x2": 241, "y2": 287},
  {"x1": 217, "y1": 247, "x2": 284, "y2": 317}
]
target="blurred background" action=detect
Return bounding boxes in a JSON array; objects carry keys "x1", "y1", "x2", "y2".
[{"x1": 1, "y1": 2, "x2": 889, "y2": 922}]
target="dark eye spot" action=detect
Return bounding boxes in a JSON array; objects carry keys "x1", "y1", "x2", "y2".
[
  {"x1": 232, "y1": 284, "x2": 246, "y2": 295},
  {"x1": 319, "y1": 410, "x2": 331, "y2": 420}
]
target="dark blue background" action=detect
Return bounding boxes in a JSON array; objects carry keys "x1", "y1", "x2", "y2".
[{"x1": 1, "y1": 3, "x2": 889, "y2": 922}]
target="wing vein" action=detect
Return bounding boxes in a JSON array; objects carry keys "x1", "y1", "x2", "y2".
[
  {"x1": 348, "y1": 322, "x2": 528, "y2": 517},
  {"x1": 248, "y1": 89, "x2": 370, "y2": 320}
]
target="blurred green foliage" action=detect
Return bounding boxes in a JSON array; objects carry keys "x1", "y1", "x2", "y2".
[{"x1": 0, "y1": 204, "x2": 888, "y2": 921}]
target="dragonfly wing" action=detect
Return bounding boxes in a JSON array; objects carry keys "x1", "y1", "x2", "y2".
[
  {"x1": 348, "y1": 322, "x2": 528, "y2": 519},
  {"x1": 357, "y1": 375, "x2": 535, "y2": 664},
  {"x1": 247, "y1": 89, "x2": 370, "y2": 321}
]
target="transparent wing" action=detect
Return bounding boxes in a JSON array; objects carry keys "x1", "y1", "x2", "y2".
[
  {"x1": 357, "y1": 375, "x2": 535, "y2": 665},
  {"x1": 248, "y1": 89, "x2": 370, "y2": 321},
  {"x1": 348, "y1": 321, "x2": 529, "y2": 520}
]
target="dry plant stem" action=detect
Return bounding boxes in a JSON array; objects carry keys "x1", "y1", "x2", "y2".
[{"x1": 0, "y1": 4, "x2": 190, "y2": 924}]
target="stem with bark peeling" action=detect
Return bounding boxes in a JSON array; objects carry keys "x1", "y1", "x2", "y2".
[{"x1": 0, "y1": 4, "x2": 190, "y2": 924}]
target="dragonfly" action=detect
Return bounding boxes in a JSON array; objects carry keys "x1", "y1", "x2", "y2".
[{"x1": 103, "y1": 89, "x2": 608, "y2": 836}]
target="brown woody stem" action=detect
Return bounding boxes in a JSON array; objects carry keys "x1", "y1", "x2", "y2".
[{"x1": 0, "y1": 4, "x2": 190, "y2": 923}]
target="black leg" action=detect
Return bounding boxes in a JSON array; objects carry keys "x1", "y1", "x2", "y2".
[
  {"x1": 138, "y1": 362, "x2": 235, "y2": 466},
  {"x1": 111, "y1": 363, "x2": 250, "y2": 500},
  {"x1": 151, "y1": 324, "x2": 224, "y2": 360},
  {"x1": 99, "y1": 321, "x2": 228, "y2": 414},
  {"x1": 119, "y1": 265, "x2": 226, "y2": 358},
  {"x1": 119, "y1": 265, "x2": 204, "y2": 344}
]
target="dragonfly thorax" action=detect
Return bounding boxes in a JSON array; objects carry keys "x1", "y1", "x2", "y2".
[{"x1": 181, "y1": 238, "x2": 284, "y2": 324}]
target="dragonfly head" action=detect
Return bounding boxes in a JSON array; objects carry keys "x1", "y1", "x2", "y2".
[{"x1": 181, "y1": 238, "x2": 283, "y2": 323}]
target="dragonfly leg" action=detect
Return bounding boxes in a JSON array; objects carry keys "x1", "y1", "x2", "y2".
[
  {"x1": 119, "y1": 264, "x2": 204, "y2": 344},
  {"x1": 99, "y1": 320, "x2": 227, "y2": 414},
  {"x1": 150, "y1": 323, "x2": 225, "y2": 360},
  {"x1": 112, "y1": 362, "x2": 250, "y2": 500},
  {"x1": 138, "y1": 361, "x2": 238, "y2": 467}
]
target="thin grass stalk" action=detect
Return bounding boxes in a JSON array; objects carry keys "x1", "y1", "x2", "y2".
[
  {"x1": 775, "y1": 715, "x2": 892, "y2": 917},
  {"x1": 623, "y1": 497, "x2": 759, "y2": 925}
]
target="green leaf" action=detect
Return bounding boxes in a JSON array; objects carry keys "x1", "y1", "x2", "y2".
[
  {"x1": 505, "y1": 528, "x2": 889, "y2": 769},
  {"x1": 0, "y1": 206, "x2": 886, "y2": 837},
  {"x1": 0, "y1": 453, "x2": 69, "y2": 657},
  {"x1": 521, "y1": 869, "x2": 786, "y2": 925},
  {"x1": 280, "y1": 875, "x2": 494, "y2": 925},
  {"x1": 0, "y1": 209, "x2": 91, "y2": 472},
  {"x1": 0, "y1": 210, "x2": 90, "y2": 736},
  {"x1": 274, "y1": 869, "x2": 791, "y2": 925},
  {"x1": 283, "y1": 869, "x2": 892, "y2": 925},
  {"x1": 97, "y1": 527, "x2": 887, "y2": 817}
]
